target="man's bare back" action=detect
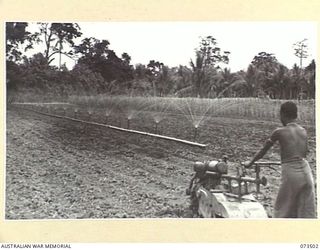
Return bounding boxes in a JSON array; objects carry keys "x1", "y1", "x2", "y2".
[
  {"x1": 244, "y1": 101, "x2": 316, "y2": 218},
  {"x1": 270, "y1": 123, "x2": 308, "y2": 163}
]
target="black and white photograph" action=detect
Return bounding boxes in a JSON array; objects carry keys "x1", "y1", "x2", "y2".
[{"x1": 5, "y1": 21, "x2": 317, "y2": 220}]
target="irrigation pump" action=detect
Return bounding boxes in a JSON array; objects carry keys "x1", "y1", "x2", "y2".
[{"x1": 186, "y1": 159, "x2": 280, "y2": 218}]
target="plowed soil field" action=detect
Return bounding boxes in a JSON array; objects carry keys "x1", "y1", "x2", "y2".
[{"x1": 5, "y1": 106, "x2": 316, "y2": 219}]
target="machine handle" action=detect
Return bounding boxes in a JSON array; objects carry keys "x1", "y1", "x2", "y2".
[
  {"x1": 254, "y1": 161, "x2": 281, "y2": 166},
  {"x1": 206, "y1": 171, "x2": 267, "y2": 186},
  {"x1": 240, "y1": 161, "x2": 281, "y2": 166}
]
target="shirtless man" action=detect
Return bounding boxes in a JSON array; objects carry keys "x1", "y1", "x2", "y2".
[{"x1": 244, "y1": 101, "x2": 316, "y2": 218}]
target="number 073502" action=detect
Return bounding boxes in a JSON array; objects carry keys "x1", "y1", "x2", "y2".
[{"x1": 300, "y1": 244, "x2": 319, "y2": 248}]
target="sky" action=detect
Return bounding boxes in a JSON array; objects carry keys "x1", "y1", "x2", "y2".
[{"x1": 26, "y1": 22, "x2": 317, "y2": 72}]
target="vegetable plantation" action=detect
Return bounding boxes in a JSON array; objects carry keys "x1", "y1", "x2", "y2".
[
  {"x1": 6, "y1": 96, "x2": 316, "y2": 219},
  {"x1": 17, "y1": 96, "x2": 315, "y2": 142}
]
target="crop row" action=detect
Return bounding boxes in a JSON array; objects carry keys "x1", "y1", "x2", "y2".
[
  {"x1": 67, "y1": 95, "x2": 315, "y2": 125},
  {"x1": 15, "y1": 96, "x2": 315, "y2": 137}
]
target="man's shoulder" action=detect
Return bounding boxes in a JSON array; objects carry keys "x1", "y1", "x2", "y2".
[
  {"x1": 273, "y1": 124, "x2": 306, "y2": 135},
  {"x1": 296, "y1": 124, "x2": 307, "y2": 131},
  {"x1": 269, "y1": 127, "x2": 283, "y2": 142},
  {"x1": 272, "y1": 127, "x2": 284, "y2": 135}
]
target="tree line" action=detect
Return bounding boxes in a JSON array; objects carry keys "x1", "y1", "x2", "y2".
[{"x1": 6, "y1": 22, "x2": 315, "y2": 100}]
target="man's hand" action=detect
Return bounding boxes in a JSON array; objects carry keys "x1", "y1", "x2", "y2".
[{"x1": 243, "y1": 160, "x2": 253, "y2": 168}]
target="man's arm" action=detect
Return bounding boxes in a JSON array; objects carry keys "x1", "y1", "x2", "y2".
[{"x1": 245, "y1": 129, "x2": 280, "y2": 168}]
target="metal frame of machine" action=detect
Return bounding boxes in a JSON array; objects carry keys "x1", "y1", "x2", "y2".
[{"x1": 186, "y1": 160, "x2": 281, "y2": 218}]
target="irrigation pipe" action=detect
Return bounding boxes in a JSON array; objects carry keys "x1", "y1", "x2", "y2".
[{"x1": 13, "y1": 105, "x2": 207, "y2": 148}]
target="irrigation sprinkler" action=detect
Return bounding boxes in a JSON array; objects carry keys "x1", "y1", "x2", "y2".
[
  {"x1": 38, "y1": 104, "x2": 42, "y2": 112},
  {"x1": 148, "y1": 98, "x2": 172, "y2": 133},
  {"x1": 150, "y1": 115, "x2": 161, "y2": 134},
  {"x1": 74, "y1": 108, "x2": 78, "y2": 119},
  {"x1": 39, "y1": 104, "x2": 44, "y2": 112},
  {"x1": 126, "y1": 115, "x2": 134, "y2": 129},
  {"x1": 151, "y1": 111, "x2": 168, "y2": 134},
  {"x1": 57, "y1": 106, "x2": 68, "y2": 129},
  {"x1": 17, "y1": 105, "x2": 207, "y2": 148},
  {"x1": 105, "y1": 112, "x2": 109, "y2": 124},
  {"x1": 81, "y1": 109, "x2": 93, "y2": 134},
  {"x1": 174, "y1": 98, "x2": 213, "y2": 141},
  {"x1": 88, "y1": 110, "x2": 93, "y2": 121},
  {"x1": 53, "y1": 106, "x2": 57, "y2": 114},
  {"x1": 117, "y1": 96, "x2": 150, "y2": 130},
  {"x1": 127, "y1": 117, "x2": 130, "y2": 129},
  {"x1": 154, "y1": 120, "x2": 161, "y2": 134},
  {"x1": 193, "y1": 125, "x2": 199, "y2": 141}
]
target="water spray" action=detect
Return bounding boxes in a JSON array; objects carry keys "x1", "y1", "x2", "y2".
[
  {"x1": 149, "y1": 98, "x2": 171, "y2": 134},
  {"x1": 175, "y1": 98, "x2": 212, "y2": 139}
]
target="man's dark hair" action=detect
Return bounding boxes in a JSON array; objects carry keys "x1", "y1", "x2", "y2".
[{"x1": 280, "y1": 101, "x2": 298, "y2": 119}]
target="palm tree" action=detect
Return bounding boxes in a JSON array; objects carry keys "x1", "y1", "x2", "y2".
[
  {"x1": 305, "y1": 60, "x2": 315, "y2": 98},
  {"x1": 239, "y1": 65, "x2": 263, "y2": 97},
  {"x1": 190, "y1": 51, "x2": 206, "y2": 97},
  {"x1": 173, "y1": 65, "x2": 193, "y2": 97},
  {"x1": 214, "y1": 68, "x2": 246, "y2": 97},
  {"x1": 266, "y1": 64, "x2": 290, "y2": 99},
  {"x1": 288, "y1": 64, "x2": 303, "y2": 99}
]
